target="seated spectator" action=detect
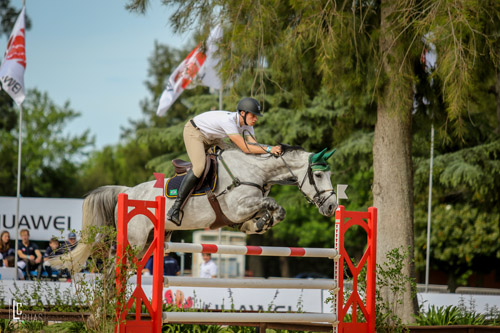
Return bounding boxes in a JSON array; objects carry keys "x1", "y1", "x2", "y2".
[
  {"x1": 0, "y1": 231, "x2": 15, "y2": 267},
  {"x1": 43, "y1": 238, "x2": 68, "y2": 280},
  {"x1": 6, "y1": 256, "x2": 24, "y2": 280},
  {"x1": 17, "y1": 229, "x2": 42, "y2": 280},
  {"x1": 142, "y1": 251, "x2": 180, "y2": 276},
  {"x1": 64, "y1": 232, "x2": 78, "y2": 252}
]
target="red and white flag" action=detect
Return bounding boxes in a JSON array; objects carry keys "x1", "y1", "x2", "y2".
[
  {"x1": 0, "y1": 7, "x2": 26, "y2": 106},
  {"x1": 157, "y1": 25, "x2": 222, "y2": 116}
]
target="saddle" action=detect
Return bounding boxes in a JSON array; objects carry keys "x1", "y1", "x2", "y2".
[
  {"x1": 166, "y1": 154, "x2": 218, "y2": 198},
  {"x1": 167, "y1": 147, "x2": 234, "y2": 229}
]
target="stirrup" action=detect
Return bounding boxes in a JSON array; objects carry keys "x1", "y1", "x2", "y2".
[{"x1": 167, "y1": 208, "x2": 184, "y2": 226}]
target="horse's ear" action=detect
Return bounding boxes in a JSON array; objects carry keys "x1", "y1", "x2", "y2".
[
  {"x1": 324, "y1": 148, "x2": 336, "y2": 161},
  {"x1": 312, "y1": 148, "x2": 327, "y2": 163}
]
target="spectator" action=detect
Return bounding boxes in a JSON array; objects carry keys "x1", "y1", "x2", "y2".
[
  {"x1": 17, "y1": 229, "x2": 42, "y2": 280},
  {"x1": 64, "y1": 232, "x2": 78, "y2": 251},
  {"x1": 43, "y1": 238, "x2": 66, "y2": 280},
  {"x1": 200, "y1": 253, "x2": 217, "y2": 278},
  {"x1": 6, "y1": 256, "x2": 25, "y2": 280},
  {"x1": 142, "y1": 251, "x2": 180, "y2": 276},
  {"x1": 0, "y1": 231, "x2": 15, "y2": 267}
]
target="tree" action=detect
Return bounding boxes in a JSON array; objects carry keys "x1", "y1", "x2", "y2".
[{"x1": 0, "y1": 89, "x2": 93, "y2": 198}]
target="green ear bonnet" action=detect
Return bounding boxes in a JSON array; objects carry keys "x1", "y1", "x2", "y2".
[{"x1": 309, "y1": 148, "x2": 336, "y2": 171}]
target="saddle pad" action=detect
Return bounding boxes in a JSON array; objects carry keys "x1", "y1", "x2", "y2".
[{"x1": 165, "y1": 172, "x2": 217, "y2": 198}]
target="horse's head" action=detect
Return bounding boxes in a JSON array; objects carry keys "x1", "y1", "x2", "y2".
[{"x1": 296, "y1": 148, "x2": 338, "y2": 217}]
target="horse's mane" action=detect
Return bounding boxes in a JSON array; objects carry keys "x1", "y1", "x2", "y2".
[{"x1": 279, "y1": 143, "x2": 305, "y2": 154}]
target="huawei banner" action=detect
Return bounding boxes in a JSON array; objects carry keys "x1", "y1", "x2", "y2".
[{"x1": 0, "y1": 197, "x2": 83, "y2": 241}]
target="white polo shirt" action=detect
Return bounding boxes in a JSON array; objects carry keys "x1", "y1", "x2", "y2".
[{"x1": 193, "y1": 111, "x2": 255, "y2": 140}]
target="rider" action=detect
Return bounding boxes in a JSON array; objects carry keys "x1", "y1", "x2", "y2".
[{"x1": 167, "y1": 97, "x2": 282, "y2": 224}]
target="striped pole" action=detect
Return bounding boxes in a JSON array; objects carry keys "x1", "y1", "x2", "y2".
[{"x1": 165, "y1": 242, "x2": 339, "y2": 260}]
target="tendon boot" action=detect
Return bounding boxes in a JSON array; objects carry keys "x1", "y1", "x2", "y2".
[{"x1": 167, "y1": 169, "x2": 199, "y2": 225}]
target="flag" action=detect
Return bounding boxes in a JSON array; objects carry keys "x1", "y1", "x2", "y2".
[
  {"x1": 0, "y1": 7, "x2": 26, "y2": 106},
  {"x1": 196, "y1": 24, "x2": 222, "y2": 90},
  {"x1": 153, "y1": 172, "x2": 165, "y2": 188},
  {"x1": 153, "y1": 172, "x2": 165, "y2": 196},
  {"x1": 157, "y1": 25, "x2": 223, "y2": 116}
]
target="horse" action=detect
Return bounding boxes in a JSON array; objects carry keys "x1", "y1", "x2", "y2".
[{"x1": 49, "y1": 145, "x2": 337, "y2": 273}]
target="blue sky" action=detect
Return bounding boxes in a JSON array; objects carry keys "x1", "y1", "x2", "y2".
[{"x1": 2, "y1": 0, "x2": 193, "y2": 149}]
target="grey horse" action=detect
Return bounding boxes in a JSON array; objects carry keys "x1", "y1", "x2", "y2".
[{"x1": 50, "y1": 145, "x2": 337, "y2": 272}]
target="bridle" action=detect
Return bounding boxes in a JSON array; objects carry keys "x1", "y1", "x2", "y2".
[{"x1": 279, "y1": 154, "x2": 336, "y2": 209}]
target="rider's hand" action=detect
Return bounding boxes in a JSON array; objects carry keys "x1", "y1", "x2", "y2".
[{"x1": 270, "y1": 145, "x2": 282, "y2": 156}]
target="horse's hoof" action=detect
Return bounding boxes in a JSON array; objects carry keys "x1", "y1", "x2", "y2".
[{"x1": 255, "y1": 211, "x2": 273, "y2": 233}]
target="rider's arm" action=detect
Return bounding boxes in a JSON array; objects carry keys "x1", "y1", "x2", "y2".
[{"x1": 228, "y1": 134, "x2": 281, "y2": 155}]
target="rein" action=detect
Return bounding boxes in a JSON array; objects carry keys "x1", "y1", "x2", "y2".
[
  {"x1": 217, "y1": 150, "x2": 266, "y2": 196},
  {"x1": 217, "y1": 147, "x2": 335, "y2": 209}
]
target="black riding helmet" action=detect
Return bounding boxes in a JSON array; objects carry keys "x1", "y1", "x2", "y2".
[{"x1": 237, "y1": 97, "x2": 262, "y2": 125}]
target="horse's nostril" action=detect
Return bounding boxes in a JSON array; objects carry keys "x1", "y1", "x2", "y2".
[{"x1": 328, "y1": 204, "x2": 334, "y2": 213}]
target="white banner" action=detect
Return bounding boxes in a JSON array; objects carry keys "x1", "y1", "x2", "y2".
[
  {"x1": 0, "y1": 6, "x2": 26, "y2": 105},
  {"x1": 143, "y1": 285, "x2": 331, "y2": 313},
  {"x1": 0, "y1": 197, "x2": 83, "y2": 241}
]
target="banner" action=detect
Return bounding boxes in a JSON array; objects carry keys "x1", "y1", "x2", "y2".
[
  {"x1": 0, "y1": 7, "x2": 26, "y2": 105},
  {"x1": 157, "y1": 25, "x2": 222, "y2": 116},
  {"x1": 0, "y1": 197, "x2": 83, "y2": 241}
]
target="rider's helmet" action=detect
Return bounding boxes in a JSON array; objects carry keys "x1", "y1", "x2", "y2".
[{"x1": 237, "y1": 97, "x2": 263, "y2": 117}]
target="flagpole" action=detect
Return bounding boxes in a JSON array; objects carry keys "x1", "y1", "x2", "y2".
[
  {"x1": 14, "y1": 0, "x2": 26, "y2": 281},
  {"x1": 14, "y1": 103, "x2": 23, "y2": 280},
  {"x1": 217, "y1": 87, "x2": 223, "y2": 278},
  {"x1": 424, "y1": 123, "x2": 434, "y2": 292}
]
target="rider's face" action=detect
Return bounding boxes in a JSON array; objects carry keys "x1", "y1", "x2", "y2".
[{"x1": 242, "y1": 112, "x2": 258, "y2": 126}]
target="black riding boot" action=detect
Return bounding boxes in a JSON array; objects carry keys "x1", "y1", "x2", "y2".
[{"x1": 167, "y1": 169, "x2": 199, "y2": 225}]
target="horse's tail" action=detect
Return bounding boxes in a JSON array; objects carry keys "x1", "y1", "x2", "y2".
[{"x1": 49, "y1": 185, "x2": 129, "y2": 273}]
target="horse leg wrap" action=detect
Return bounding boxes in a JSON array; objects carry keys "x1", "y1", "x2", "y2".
[{"x1": 255, "y1": 211, "x2": 274, "y2": 233}]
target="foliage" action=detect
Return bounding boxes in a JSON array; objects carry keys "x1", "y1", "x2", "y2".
[
  {"x1": 10, "y1": 279, "x2": 82, "y2": 312},
  {"x1": 414, "y1": 304, "x2": 485, "y2": 326},
  {"x1": 0, "y1": 89, "x2": 94, "y2": 198}
]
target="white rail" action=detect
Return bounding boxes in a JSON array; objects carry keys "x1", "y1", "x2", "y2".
[
  {"x1": 164, "y1": 276, "x2": 337, "y2": 290},
  {"x1": 163, "y1": 311, "x2": 337, "y2": 324}
]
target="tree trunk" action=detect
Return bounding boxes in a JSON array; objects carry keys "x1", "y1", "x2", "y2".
[
  {"x1": 279, "y1": 257, "x2": 290, "y2": 277},
  {"x1": 495, "y1": 69, "x2": 500, "y2": 136},
  {"x1": 374, "y1": 0, "x2": 418, "y2": 324}
]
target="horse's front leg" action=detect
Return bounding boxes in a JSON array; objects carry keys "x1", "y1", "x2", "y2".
[{"x1": 235, "y1": 197, "x2": 286, "y2": 234}]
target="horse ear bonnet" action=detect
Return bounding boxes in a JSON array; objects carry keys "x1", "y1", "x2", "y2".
[{"x1": 310, "y1": 148, "x2": 336, "y2": 171}]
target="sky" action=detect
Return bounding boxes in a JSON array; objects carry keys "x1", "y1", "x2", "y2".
[{"x1": 1, "y1": 0, "x2": 193, "y2": 149}]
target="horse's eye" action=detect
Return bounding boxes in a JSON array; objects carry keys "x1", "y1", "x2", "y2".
[{"x1": 314, "y1": 173, "x2": 322, "y2": 179}]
